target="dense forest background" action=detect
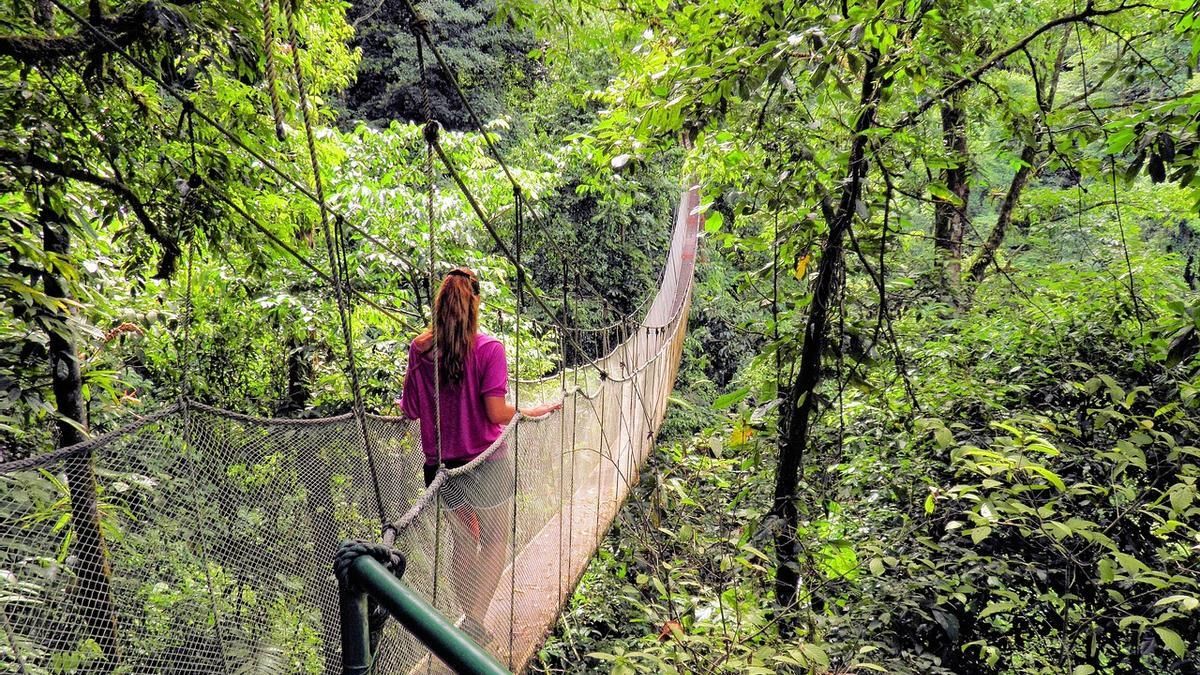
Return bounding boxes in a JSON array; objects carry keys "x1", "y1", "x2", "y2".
[{"x1": 3, "y1": 0, "x2": 1200, "y2": 672}]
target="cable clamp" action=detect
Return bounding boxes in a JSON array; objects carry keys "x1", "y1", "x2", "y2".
[
  {"x1": 423, "y1": 120, "x2": 440, "y2": 144},
  {"x1": 334, "y1": 540, "x2": 407, "y2": 637}
]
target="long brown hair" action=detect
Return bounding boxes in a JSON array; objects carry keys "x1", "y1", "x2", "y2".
[{"x1": 414, "y1": 267, "x2": 481, "y2": 384}]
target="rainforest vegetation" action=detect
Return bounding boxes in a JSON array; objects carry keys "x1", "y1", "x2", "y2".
[{"x1": 3, "y1": 0, "x2": 1200, "y2": 672}]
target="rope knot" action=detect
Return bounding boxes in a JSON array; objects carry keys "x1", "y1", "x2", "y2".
[
  {"x1": 423, "y1": 120, "x2": 441, "y2": 144},
  {"x1": 333, "y1": 539, "x2": 406, "y2": 590}
]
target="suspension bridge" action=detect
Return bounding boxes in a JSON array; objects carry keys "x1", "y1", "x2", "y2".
[{"x1": 0, "y1": 183, "x2": 698, "y2": 674}]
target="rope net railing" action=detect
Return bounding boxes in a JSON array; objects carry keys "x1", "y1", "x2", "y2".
[{"x1": 0, "y1": 186, "x2": 699, "y2": 674}]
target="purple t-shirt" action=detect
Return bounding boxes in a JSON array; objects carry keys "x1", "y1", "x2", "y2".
[{"x1": 401, "y1": 333, "x2": 509, "y2": 465}]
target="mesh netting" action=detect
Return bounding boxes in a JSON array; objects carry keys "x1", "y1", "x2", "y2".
[{"x1": 0, "y1": 187, "x2": 698, "y2": 674}]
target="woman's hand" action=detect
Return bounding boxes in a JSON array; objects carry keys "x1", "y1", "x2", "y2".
[
  {"x1": 485, "y1": 397, "x2": 562, "y2": 424},
  {"x1": 522, "y1": 400, "x2": 563, "y2": 418}
]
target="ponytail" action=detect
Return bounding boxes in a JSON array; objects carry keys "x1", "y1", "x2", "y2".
[{"x1": 414, "y1": 267, "x2": 481, "y2": 384}]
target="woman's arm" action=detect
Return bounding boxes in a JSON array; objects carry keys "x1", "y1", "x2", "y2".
[{"x1": 484, "y1": 396, "x2": 562, "y2": 425}]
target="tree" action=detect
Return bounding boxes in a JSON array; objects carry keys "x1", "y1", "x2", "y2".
[{"x1": 933, "y1": 94, "x2": 971, "y2": 290}]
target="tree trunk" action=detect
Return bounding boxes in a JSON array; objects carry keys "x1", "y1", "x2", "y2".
[
  {"x1": 968, "y1": 29, "x2": 1066, "y2": 284},
  {"x1": 772, "y1": 48, "x2": 882, "y2": 615},
  {"x1": 933, "y1": 96, "x2": 970, "y2": 288},
  {"x1": 277, "y1": 336, "x2": 312, "y2": 416},
  {"x1": 34, "y1": 0, "x2": 55, "y2": 27},
  {"x1": 969, "y1": 144, "x2": 1037, "y2": 282},
  {"x1": 41, "y1": 205, "x2": 121, "y2": 671}
]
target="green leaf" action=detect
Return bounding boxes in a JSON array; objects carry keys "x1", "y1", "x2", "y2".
[
  {"x1": 1156, "y1": 595, "x2": 1200, "y2": 612},
  {"x1": 705, "y1": 211, "x2": 725, "y2": 233},
  {"x1": 1170, "y1": 484, "x2": 1194, "y2": 515},
  {"x1": 980, "y1": 601, "x2": 1018, "y2": 618},
  {"x1": 797, "y1": 643, "x2": 829, "y2": 668},
  {"x1": 1044, "y1": 521, "x2": 1072, "y2": 539},
  {"x1": 1107, "y1": 128, "x2": 1136, "y2": 154},
  {"x1": 934, "y1": 426, "x2": 953, "y2": 448},
  {"x1": 713, "y1": 386, "x2": 749, "y2": 410},
  {"x1": 928, "y1": 183, "x2": 963, "y2": 206},
  {"x1": 1114, "y1": 551, "x2": 1149, "y2": 575},
  {"x1": 1025, "y1": 464, "x2": 1066, "y2": 491},
  {"x1": 1098, "y1": 558, "x2": 1116, "y2": 583},
  {"x1": 1155, "y1": 627, "x2": 1186, "y2": 658}
]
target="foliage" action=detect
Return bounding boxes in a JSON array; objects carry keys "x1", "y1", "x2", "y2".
[
  {"x1": 516, "y1": 0, "x2": 1200, "y2": 671},
  {"x1": 341, "y1": 0, "x2": 538, "y2": 129},
  {"x1": 7, "y1": 0, "x2": 1200, "y2": 672}
]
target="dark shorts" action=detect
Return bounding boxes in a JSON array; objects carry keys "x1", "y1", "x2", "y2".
[{"x1": 423, "y1": 456, "x2": 514, "y2": 511}]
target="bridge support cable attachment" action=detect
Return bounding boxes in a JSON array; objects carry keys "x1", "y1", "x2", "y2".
[{"x1": 335, "y1": 541, "x2": 511, "y2": 675}]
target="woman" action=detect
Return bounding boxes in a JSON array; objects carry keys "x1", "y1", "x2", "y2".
[{"x1": 399, "y1": 266, "x2": 561, "y2": 644}]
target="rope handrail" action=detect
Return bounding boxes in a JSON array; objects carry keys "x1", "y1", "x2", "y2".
[{"x1": 0, "y1": 404, "x2": 181, "y2": 473}]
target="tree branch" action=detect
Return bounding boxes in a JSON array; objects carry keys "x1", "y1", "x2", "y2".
[
  {"x1": 892, "y1": 1, "x2": 1155, "y2": 130},
  {"x1": 0, "y1": 148, "x2": 176, "y2": 254},
  {"x1": 0, "y1": 0, "x2": 198, "y2": 64},
  {"x1": 968, "y1": 144, "x2": 1037, "y2": 282}
]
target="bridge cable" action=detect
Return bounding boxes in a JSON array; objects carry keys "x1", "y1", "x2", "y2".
[
  {"x1": 508, "y1": 185, "x2": 525, "y2": 669},
  {"x1": 282, "y1": 0, "x2": 387, "y2": 524},
  {"x1": 175, "y1": 105, "x2": 234, "y2": 670},
  {"x1": 260, "y1": 0, "x2": 287, "y2": 141},
  {"x1": 414, "y1": 24, "x2": 447, "y2": 662}
]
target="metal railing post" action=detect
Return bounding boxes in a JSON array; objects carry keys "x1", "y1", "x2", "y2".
[
  {"x1": 338, "y1": 570, "x2": 371, "y2": 675},
  {"x1": 347, "y1": 555, "x2": 510, "y2": 675}
]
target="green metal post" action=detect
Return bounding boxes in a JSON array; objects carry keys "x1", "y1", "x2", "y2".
[
  {"x1": 348, "y1": 556, "x2": 510, "y2": 675},
  {"x1": 339, "y1": 573, "x2": 371, "y2": 675}
]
